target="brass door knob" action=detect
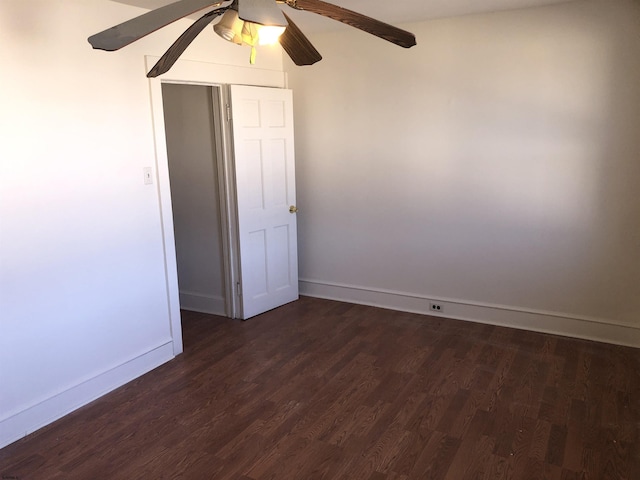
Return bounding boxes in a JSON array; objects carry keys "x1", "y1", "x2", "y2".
[{"x1": 289, "y1": 205, "x2": 298, "y2": 213}]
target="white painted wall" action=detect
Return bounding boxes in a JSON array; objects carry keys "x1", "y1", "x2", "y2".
[
  {"x1": 1, "y1": 0, "x2": 637, "y2": 450},
  {"x1": 0, "y1": 0, "x2": 284, "y2": 448},
  {"x1": 162, "y1": 83, "x2": 225, "y2": 315},
  {"x1": 286, "y1": 0, "x2": 640, "y2": 345}
]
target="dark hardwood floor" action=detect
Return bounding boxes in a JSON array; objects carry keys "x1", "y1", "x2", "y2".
[{"x1": 1, "y1": 296, "x2": 639, "y2": 479}]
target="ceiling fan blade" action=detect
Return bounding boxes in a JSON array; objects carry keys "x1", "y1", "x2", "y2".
[
  {"x1": 279, "y1": 12, "x2": 322, "y2": 66},
  {"x1": 147, "y1": 8, "x2": 228, "y2": 78},
  {"x1": 88, "y1": 0, "x2": 225, "y2": 52},
  {"x1": 285, "y1": 0, "x2": 416, "y2": 48}
]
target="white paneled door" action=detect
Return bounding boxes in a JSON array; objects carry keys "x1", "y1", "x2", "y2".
[{"x1": 230, "y1": 85, "x2": 298, "y2": 319}]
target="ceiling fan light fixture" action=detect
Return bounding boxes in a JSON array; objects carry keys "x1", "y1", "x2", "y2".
[
  {"x1": 256, "y1": 25, "x2": 286, "y2": 45},
  {"x1": 214, "y1": 9, "x2": 244, "y2": 45}
]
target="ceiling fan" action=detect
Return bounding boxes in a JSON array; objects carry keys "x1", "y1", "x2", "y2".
[{"x1": 88, "y1": 0, "x2": 416, "y2": 77}]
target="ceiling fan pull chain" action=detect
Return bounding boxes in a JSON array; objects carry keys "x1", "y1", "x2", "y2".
[{"x1": 241, "y1": 21, "x2": 259, "y2": 64}]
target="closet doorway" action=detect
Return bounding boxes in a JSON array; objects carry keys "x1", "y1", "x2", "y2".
[
  {"x1": 162, "y1": 83, "x2": 230, "y2": 318},
  {"x1": 160, "y1": 83, "x2": 299, "y2": 325}
]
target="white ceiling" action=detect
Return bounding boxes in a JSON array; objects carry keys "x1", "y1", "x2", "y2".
[{"x1": 112, "y1": 0, "x2": 578, "y2": 33}]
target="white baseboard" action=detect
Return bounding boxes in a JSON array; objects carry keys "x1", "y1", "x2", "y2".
[
  {"x1": 299, "y1": 279, "x2": 640, "y2": 349},
  {"x1": 179, "y1": 291, "x2": 226, "y2": 316},
  {"x1": 0, "y1": 340, "x2": 175, "y2": 449}
]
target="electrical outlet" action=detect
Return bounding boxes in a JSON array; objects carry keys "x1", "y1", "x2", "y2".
[{"x1": 430, "y1": 302, "x2": 443, "y2": 313}]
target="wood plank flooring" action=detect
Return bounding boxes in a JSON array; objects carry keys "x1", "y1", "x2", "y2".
[{"x1": 1, "y1": 297, "x2": 639, "y2": 479}]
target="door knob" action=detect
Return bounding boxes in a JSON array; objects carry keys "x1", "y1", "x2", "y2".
[{"x1": 289, "y1": 205, "x2": 298, "y2": 213}]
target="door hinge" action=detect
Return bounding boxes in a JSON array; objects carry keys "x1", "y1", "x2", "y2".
[
  {"x1": 226, "y1": 104, "x2": 231, "y2": 122},
  {"x1": 236, "y1": 282, "x2": 242, "y2": 297}
]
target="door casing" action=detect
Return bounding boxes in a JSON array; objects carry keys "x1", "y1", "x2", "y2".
[{"x1": 146, "y1": 56, "x2": 287, "y2": 355}]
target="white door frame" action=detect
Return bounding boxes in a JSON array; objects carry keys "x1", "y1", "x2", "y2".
[
  {"x1": 211, "y1": 84, "x2": 242, "y2": 320},
  {"x1": 146, "y1": 56, "x2": 286, "y2": 355}
]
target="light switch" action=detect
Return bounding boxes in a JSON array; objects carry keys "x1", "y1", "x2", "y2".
[{"x1": 143, "y1": 167, "x2": 153, "y2": 185}]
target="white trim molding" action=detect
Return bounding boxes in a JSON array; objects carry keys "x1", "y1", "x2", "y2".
[
  {"x1": 179, "y1": 291, "x2": 226, "y2": 316},
  {"x1": 299, "y1": 279, "x2": 640, "y2": 348},
  {"x1": 0, "y1": 341, "x2": 174, "y2": 449}
]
